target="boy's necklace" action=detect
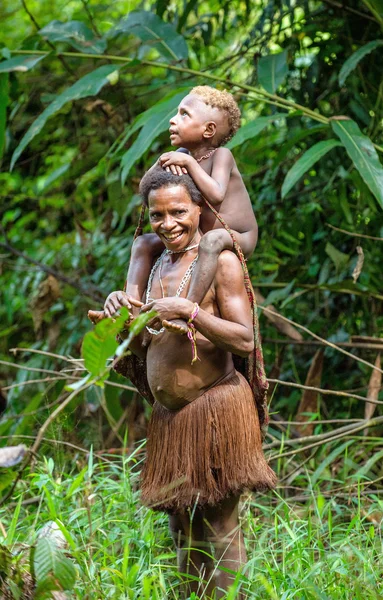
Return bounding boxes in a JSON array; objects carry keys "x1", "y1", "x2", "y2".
[
  {"x1": 196, "y1": 148, "x2": 217, "y2": 163},
  {"x1": 145, "y1": 250, "x2": 199, "y2": 335}
]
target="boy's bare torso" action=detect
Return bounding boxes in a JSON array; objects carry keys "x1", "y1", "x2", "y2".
[{"x1": 182, "y1": 149, "x2": 257, "y2": 235}]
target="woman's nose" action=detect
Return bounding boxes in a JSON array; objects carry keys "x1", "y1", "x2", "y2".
[
  {"x1": 162, "y1": 214, "x2": 175, "y2": 229},
  {"x1": 169, "y1": 114, "x2": 177, "y2": 125}
]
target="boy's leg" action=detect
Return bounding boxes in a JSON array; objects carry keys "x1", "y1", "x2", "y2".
[
  {"x1": 169, "y1": 510, "x2": 215, "y2": 599},
  {"x1": 125, "y1": 233, "x2": 164, "y2": 301},
  {"x1": 164, "y1": 228, "x2": 254, "y2": 335},
  {"x1": 204, "y1": 495, "x2": 247, "y2": 599}
]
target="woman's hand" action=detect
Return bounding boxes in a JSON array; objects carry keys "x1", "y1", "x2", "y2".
[
  {"x1": 158, "y1": 152, "x2": 192, "y2": 176},
  {"x1": 141, "y1": 297, "x2": 193, "y2": 329},
  {"x1": 104, "y1": 291, "x2": 134, "y2": 318}
]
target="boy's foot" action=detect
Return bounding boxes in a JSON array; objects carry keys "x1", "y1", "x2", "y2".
[
  {"x1": 162, "y1": 319, "x2": 188, "y2": 335},
  {"x1": 88, "y1": 309, "x2": 106, "y2": 324}
]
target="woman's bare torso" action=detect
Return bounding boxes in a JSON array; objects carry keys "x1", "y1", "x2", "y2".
[{"x1": 146, "y1": 261, "x2": 235, "y2": 411}]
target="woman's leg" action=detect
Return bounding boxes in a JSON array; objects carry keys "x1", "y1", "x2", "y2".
[
  {"x1": 204, "y1": 495, "x2": 247, "y2": 599},
  {"x1": 169, "y1": 510, "x2": 215, "y2": 599}
]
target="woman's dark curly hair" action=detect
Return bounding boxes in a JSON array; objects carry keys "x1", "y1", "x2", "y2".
[{"x1": 139, "y1": 164, "x2": 203, "y2": 206}]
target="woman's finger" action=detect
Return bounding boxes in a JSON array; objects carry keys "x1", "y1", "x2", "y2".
[{"x1": 129, "y1": 297, "x2": 144, "y2": 307}]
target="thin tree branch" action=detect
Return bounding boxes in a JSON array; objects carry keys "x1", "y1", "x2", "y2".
[
  {"x1": 0, "y1": 227, "x2": 104, "y2": 302},
  {"x1": 260, "y1": 306, "x2": 383, "y2": 374},
  {"x1": 327, "y1": 223, "x2": 383, "y2": 241}
]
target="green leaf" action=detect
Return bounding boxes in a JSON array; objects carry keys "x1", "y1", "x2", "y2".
[
  {"x1": 281, "y1": 139, "x2": 342, "y2": 198},
  {"x1": 263, "y1": 279, "x2": 296, "y2": 306},
  {"x1": 0, "y1": 54, "x2": 46, "y2": 73},
  {"x1": 109, "y1": 87, "x2": 189, "y2": 159},
  {"x1": 311, "y1": 441, "x2": 353, "y2": 486},
  {"x1": 10, "y1": 64, "x2": 120, "y2": 170},
  {"x1": 108, "y1": 10, "x2": 188, "y2": 61},
  {"x1": 39, "y1": 20, "x2": 107, "y2": 54},
  {"x1": 0, "y1": 73, "x2": 8, "y2": 158},
  {"x1": 33, "y1": 538, "x2": 76, "y2": 591},
  {"x1": 339, "y1": 40, "x2": 383, "y2": 86},
  {"x1": 227, "y1": 114, "x2": 286, "y2": 150},
  {"x1": 82, "y1": 308, "x2": 129, "y2": 377},
  {"x1": 325, "y1": 242, "x2": 350, "y2": 273},
  {"x1": 120, "y1": 90, "x2": 187, "y2": 183},
  {"x1": 258, "y1": 50, "x2": 288, "y2": 93},
  {"x1": 115, "y1": 310, "x2": 156, "y2": 357},
  {"x1": 331, "y1": 118, "x2": 383, "y2": 209}
]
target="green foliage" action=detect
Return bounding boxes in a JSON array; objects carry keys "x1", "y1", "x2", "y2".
[
  {"x1": 82, "y1": 307, "x2": 129, "y2": 378},
  {"x1": 0, "y1": 55, "x2": 46, "y2": 73},
  {"x1": 32, "y1": 537, "x2": 77, "y2": 597},
  {"x1": 331, "y1": 119, "x2": 383, "y2": 208},
  {"x1": 10, "y1": 64, "x2": 121, "y2": 169},
  {"x1": 39, "y1": 20, "x2": 107, "y2": 54},
  {"x1": 281, "y1": 139, "x2": 342, "y2": 199},
  {"x1": 107, "y1": 10, "x2": 189, "y2": 61},
  {"x1": 257, "y1": 49, "x2": 289, "y2": 93},
  {"x1": 339, "y1": 40, "x2": 383, "y2": 86}
]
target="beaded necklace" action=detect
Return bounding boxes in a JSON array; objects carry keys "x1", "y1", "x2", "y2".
[
  {"x1": 145, "y1": 250, "x2": 198, "y2": 335},
  {"x1": 195, "y1": 148, "x2": 217, "y2": 163}
]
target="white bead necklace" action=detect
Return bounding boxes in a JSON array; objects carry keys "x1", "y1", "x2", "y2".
[{"x1": 145, "y1": 249, "x2": 199, "y2": 335}]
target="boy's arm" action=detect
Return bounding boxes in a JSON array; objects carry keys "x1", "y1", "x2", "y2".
[{"x1": 160, "y1": 147, "x2": 234, "y2": 206}]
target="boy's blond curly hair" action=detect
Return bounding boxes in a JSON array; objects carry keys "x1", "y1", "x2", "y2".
[{"x1": 190, "y1": 85, "x2": 241, "y2": 146}]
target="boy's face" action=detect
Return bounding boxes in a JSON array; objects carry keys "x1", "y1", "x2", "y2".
[{"x1": 169, "y1": 94, "x2": 217, "y2": 148}]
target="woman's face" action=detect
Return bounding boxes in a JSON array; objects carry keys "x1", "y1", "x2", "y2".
[{"x1": 148, "y1": 185, "x2": 201, "y2": 252}]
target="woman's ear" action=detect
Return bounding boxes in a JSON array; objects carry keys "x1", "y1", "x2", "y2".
[{"x1": 203, "y1": 121, "x2": 217, "y2": 139}]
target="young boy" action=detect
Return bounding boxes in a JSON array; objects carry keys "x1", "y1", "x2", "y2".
[{"x1": 123, "y1": 85, "x2": 258, "y2": 333}]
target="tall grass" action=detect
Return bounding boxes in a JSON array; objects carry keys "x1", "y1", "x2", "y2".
[{"x1": 1, "y1": 439, "x2": 383, "y2": 599}]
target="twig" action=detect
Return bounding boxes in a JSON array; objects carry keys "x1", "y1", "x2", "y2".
[
  {"x1": 0, "y1": 358, "x2": 66, "y2": 376},
  {"x1": 10, "y1": 347, "x2": 73, "y2": 361},
  {"x1": 269, "y1": 415, "x2": 383, "y2": 460},
  {"x1": 260, "y1": 306, "x2": 383, "y2": 374},
  {"x1": 327, "y1": 223, "x2": 383, "y2": 241},
  {"x1": 21, "y1": 0, "x2": 75, "y2": 75},
  {"x1": 321, "y1": 0, "x2": 377, "y2": 21},
  {"x1": 264, "y1": 338, "x2": 383, "y2": 350},
  {"x1": 0, "y1": 227, "x2": 104, "y2": 302},
  {"x1": 2, "y1": 376, "x2": 68, "y2": 390},
  {"x1": 268, "y1": 378, "x2": 383, "y2": 404}
]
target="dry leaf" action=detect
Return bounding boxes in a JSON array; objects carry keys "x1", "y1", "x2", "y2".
[
  {"x1": 364, "y1": 353, "x2": 381, "y2": 434},
  {"x1": 30, "y1": 275, "x2": 60, "y2": 337},
  {"x1": 352, "y1": 245, "x2": 364, "y2": 283},
  {"x1": 295, "y1": 350, "x2": 324, "y2": 435},
  {"x1": 254, "y1": 289, "x2": 303, "y2": 341}
]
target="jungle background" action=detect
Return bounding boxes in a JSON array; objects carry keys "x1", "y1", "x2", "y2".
[{"x1": 1, "y1": 0, "x2": 383, "y2": 598}]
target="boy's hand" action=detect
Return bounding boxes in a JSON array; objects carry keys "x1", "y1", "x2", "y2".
[{"x1": 159, "y1": 152, "x2": 192, "y2": 176}]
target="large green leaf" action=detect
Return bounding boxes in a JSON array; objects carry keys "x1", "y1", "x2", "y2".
[
  {"x1": 0, "y1": 55, "x2": 46, "y2": 73},
  {"x1": 120, "y1": 90, "x2": 187, "y2": 184},
  {"x1": 339, "y1": 40, "x2": 383, "y2": 86},
  {"x1": 227, "y1": 114, "x2": 286, "y2": 150},
  {"x1": 258, "y1": 50, "x2": 288, "y2": 93},
  {"x1": 107, "y1": 10, "x2": 188, "y2": 61},
  {"x1": 10, "y1": 65, "x2": 120, "y2": 169},
  {"x1": 82, "y1": 309, "x2": 129, "y2": 378},
  {"x1": 39, "y1": 20, "x2": 107, "y2": 55},
  {"x1": 0, "y1": 73, "x2": 8, "y2": 158},
  {"x1": 281, "y1": 139, "x2": 342, "y2": 198},
  {"x1": 331, "y1": 118, "x2": 383, "y2": 209},
  {"x1": 33, "y1": 537, "x2": 76, "y2": 592},
  {"x1": 109, "y1": 87, "x2": 189, "y2": 159}
]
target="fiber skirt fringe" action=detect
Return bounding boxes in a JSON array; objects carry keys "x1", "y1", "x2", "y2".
[{"x1": 140, "y1": 371, "x2": 277, "y2": 513}]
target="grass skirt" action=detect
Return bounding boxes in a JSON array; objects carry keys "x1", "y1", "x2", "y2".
[{"x1": 140, "y1": 371, "x2": 276, "y2": 513}]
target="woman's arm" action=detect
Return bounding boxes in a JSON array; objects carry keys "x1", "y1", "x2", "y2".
[
  {"x1": 141, "y1": 252, "x2": 254, "y2": 358},
  {"x1": 159, "y1": 147, "x2": 234, "y2": 206}
]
